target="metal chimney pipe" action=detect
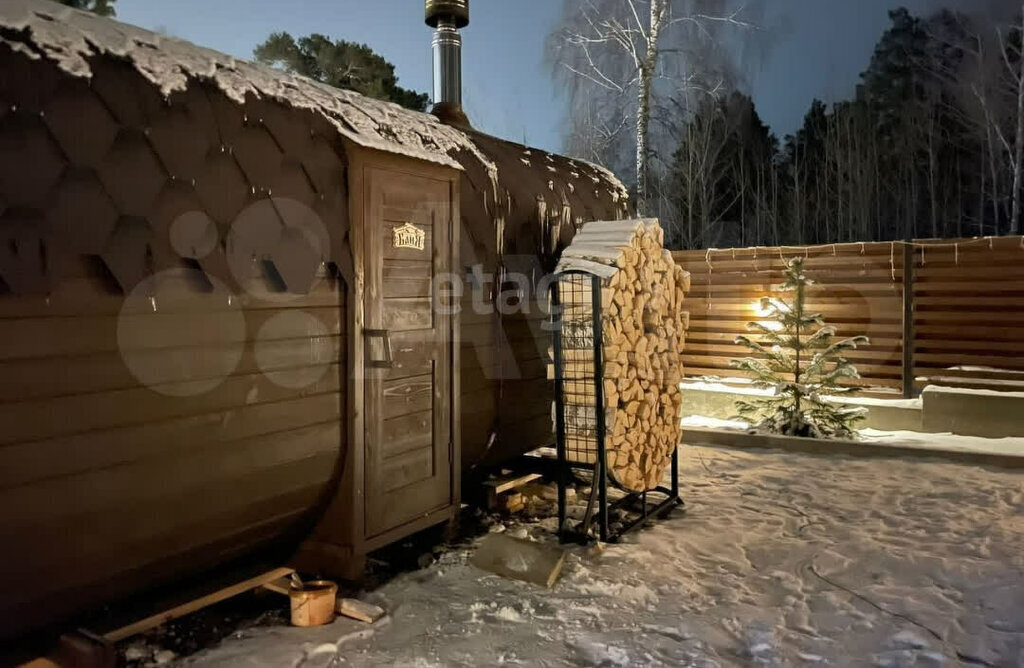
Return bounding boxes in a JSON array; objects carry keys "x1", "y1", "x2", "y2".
[
  {"x1": 432, "y1": 20, "x2": 462, "y2": 109},
  {"x1": 425, "y1": 0, "x2": 470, "y2": 127}
]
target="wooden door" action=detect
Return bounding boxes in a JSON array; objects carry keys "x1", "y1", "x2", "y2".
[{"x1": 364, "y1": 169, "x2": 453, "y2": 537}]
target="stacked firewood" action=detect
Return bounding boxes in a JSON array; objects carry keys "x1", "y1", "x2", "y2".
[{"x1": 551, "y1": 220, "x2": 690, "y2": 492}]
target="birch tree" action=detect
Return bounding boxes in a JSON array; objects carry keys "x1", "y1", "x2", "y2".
[
  {"x1": 635, "y1": 0, "x2": 668, "y2": 215},
  {"x1": 548, "y1": 0, "x2": 761, "y2": 216},
  {"x1": 1000, "y1": 6, "x2": 1024, "y2": 234},
  {"x1": 942, "y1": 5, "x2": 1023, "y2": 236},
  {"x1": 551, "y1": 3, "x2": 1024, "y2": 250}
]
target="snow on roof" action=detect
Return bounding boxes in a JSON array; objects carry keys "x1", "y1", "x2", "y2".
[
  {"x1": 0, "y1": 0, "x2": 632, "y2": 235},
  {"x1": 0, "y1": 0, "x2": 484, "y2": 172},
  {"x1": 556, "y1": 219, "x2": 659, "y2": 276}
]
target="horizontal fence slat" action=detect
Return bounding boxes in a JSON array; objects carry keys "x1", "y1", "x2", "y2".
[{"x1": 677, "y1": 236, "x2": 1024, "y2": 392}]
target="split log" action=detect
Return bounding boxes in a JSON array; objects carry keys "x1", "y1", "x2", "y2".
[{"x1": 552, "y1": 219, "x2": 690, "y2": 492}]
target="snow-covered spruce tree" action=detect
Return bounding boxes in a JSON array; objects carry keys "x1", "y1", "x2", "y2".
[{"x1": 731, "y1": 257, "x2": 869, "y2": 439}]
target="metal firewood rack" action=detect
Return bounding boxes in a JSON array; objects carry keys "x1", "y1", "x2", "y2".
[{"x1": 550, "y1": 270, "x2": 683, "y2": 544}]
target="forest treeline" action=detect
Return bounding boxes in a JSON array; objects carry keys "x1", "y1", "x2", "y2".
[
  {"x1": 663, "y1": 7, "x2": 1024, "y2": 249},
  {"x1": 551, "y1": 3, "x2": 1024, "y2": 250}
]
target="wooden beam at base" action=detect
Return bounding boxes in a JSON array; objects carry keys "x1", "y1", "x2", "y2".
[
  {"x1": 483, "y1": 472, "x2": 543, "y2": 496},
  {"x1": 101, "y1": 567, "x2": 295, "y2": 642},
  {"x1": 19, "y1": 631, "x2": 117, "y2": 668},
  {"x1": 261, "y1": 576, "x2": 293, "y2": 597}
]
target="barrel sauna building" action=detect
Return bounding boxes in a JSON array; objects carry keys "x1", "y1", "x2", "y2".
[{"x1": 0, "y1": 0, "x2": 628, "y2": 643}]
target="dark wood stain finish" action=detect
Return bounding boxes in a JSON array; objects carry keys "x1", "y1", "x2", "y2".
[
  {"x1": 293, "y1": 148, "x2": 460, "y2": 581},
  {"x1": 364, "y1": 169, "x2": 453, "y2": 536},
  {"x1": 449, "y1": 130, "x2": 629, "y2": 470},
  {"x1": 0, "y1": 8, "x2": 632, "y2": 642},
  {"x1": 0, "y1": 48, "x2": 361, "y2": 641}
]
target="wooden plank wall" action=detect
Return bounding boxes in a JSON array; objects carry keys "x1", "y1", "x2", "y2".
[
  {"x1": 460, "y1": 284, "x2": 498, "y2": 468},
  {"x1": 496, "y1": 307, "x2": 556, "y2": 460},
  {"x1": 452, "y1": 129, "x2": 630, "y2": 471},
  {"x1": 459, "y1": 279, "x2": 552, "y2": 470},
  {"x1": 674, "y1": 242, "x2": 908, "y2": 394},
  {"x1": 673, "y1": 236, "x2": 1024, "y2": 394},
  {"x1": 0, "y1": 51, "x2": 351, "y2": 638},
  {"x1": 912, "y1": 237, "x2": 1024, "y2": 386},
  {"x1": 0, "y1": 261, "x2": 346, "y2": 637}
]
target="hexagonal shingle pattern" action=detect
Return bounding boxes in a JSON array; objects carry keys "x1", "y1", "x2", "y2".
[
  {"x1": 0, "y1": 112, "x2": 66, "y2": 208},
  {"x1": 0, "y1": 49, "x2": 352, "y2": 296}
]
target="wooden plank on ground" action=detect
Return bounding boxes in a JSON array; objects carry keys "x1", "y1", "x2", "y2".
[
  {"x1": 483, "y1": 472, "x2": 543, "y2": 496},
  {"x1": 262, "y1": 576, "x2": 292, "y2": 596},
  {"x1": 470, "y1": 534, "x2": 566, "y2": 588},
  {"x1": 101, "y1": 567, "x2": 295, "y2": 642},
  {"x1": 336, "y1": 598, "x2": 386, "y2": 623}
]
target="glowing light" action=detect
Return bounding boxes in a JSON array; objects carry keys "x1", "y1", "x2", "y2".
[
  {"x1": 752, "y1": 296, "x2": 784, "y2": 333},
  {"x1": 768, "y1": 297, "x2": 791, "y2": 314}
]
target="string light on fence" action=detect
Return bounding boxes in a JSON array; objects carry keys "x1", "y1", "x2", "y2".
[
  {"x1": 705, "y1": 248, "x2": 713, "y2": 308},
  {"x1": 701, "y1": 235, "x2": 1022, "y2": 258},
  {"x1": 697, "y1": 234, "x2": 1022, "y2": 275}
]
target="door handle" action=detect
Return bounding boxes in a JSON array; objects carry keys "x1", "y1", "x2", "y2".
[{"x1": 364, "y1": 329, "x2": 394, "y2": 369}]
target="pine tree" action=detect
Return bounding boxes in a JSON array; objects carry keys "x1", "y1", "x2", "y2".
[
  {"x1": 731, "y1": 257, "x2": 869, "y2": 439},
  {"x1": 254, "y1": 33, "x2": 430, "y2": 112},
  {"x1": 57, "y1": 0, "x2": 116, "y2": 17}
]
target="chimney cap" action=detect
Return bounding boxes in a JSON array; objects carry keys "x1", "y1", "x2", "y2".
[{"x1": 426, "y1": 0, "x2": 469, "y2": 29}]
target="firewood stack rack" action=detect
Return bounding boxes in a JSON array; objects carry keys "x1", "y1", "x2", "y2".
[{"x1": 550, "y1": 268, "x2": 683, "y2": 544}]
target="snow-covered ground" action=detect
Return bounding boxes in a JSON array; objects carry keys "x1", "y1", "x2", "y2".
[
  {"x1": 859, "y1": 428, "x2": 1024, "y2": 458},
  {"x1": 179, "y1": 445, "x2": 1024, "y2": 667},
  {"x1": 682, "y1": 415, "x2": 1024, "y2": 458}
]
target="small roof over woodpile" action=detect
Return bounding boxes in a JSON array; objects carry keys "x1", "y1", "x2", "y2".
[
  {"x1": 557, "y1": 219, "x2": 662, "y2": 278},
  {"x1": 0, "y1": 0, "x2": 486, "y2": 172}
]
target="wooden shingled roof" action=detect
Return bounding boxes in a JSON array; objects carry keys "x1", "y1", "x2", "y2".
[
  {"x1": 0, "y1": 0, "x2": 486, "y2": 171},
  {"x1": 0, "y1": 0, "x2": 630, "y2": 215}
]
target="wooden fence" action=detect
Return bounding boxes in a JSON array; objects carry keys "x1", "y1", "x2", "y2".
[{"x1": 672, "y1": 236, "x2": 1024, "y2": 396}]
